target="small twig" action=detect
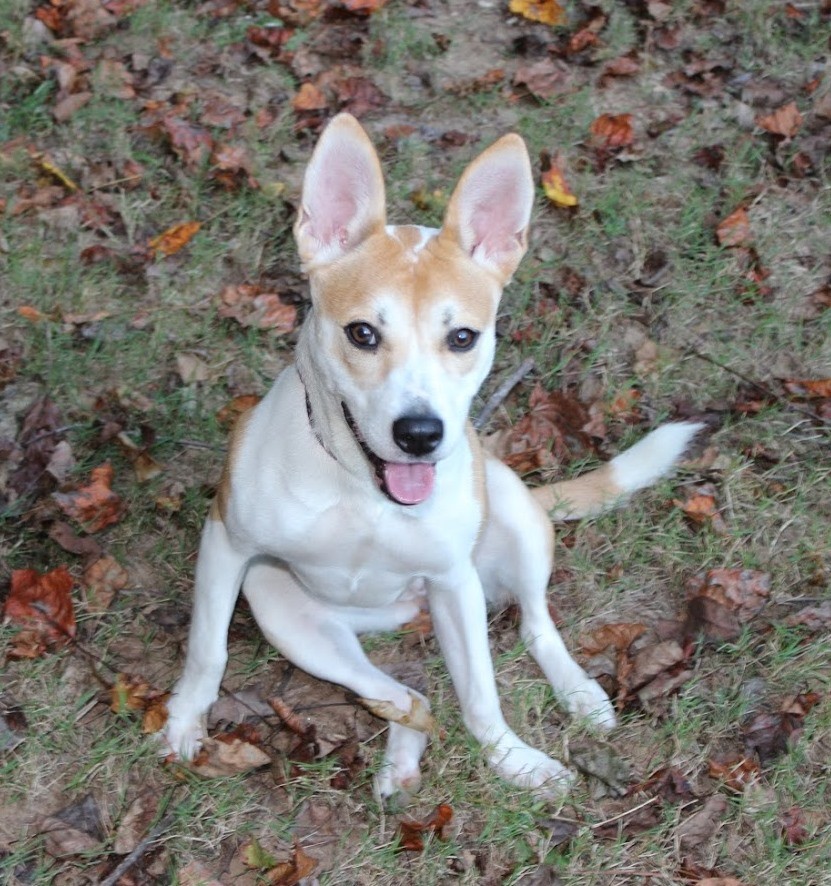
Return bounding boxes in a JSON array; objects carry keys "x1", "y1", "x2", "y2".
[
  {"x1": 88, "y1": 173, "x2": 142, "y2": 192},
  {"x1": 99, "y1": 812, "x2": 176, "y2": 886},
  {"x1": 473, "y1": 356, "x2": 536, "y2": 430},
  {"x1": 176, "y1": 437, "x2": 227, "y2": 452},
  {"x1": 589, "y1": 794, "x2": 659, "y2": 829},
  {"x1": 684, "y1": 348, "x2": 831, "y2": 427}
]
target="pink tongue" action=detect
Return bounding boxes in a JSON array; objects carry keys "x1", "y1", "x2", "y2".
[{"x1": 383, "y1": 462, "x2": 436, "y2": 505}]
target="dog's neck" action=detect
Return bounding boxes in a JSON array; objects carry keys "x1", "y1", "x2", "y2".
[{"x1": 293, "y1": 323, "x2": 373, "y2": 482}]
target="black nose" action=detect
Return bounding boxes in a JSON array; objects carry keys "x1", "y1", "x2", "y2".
[{"x1": 392, "y1": 415, "x2": 444, "y2": 456}]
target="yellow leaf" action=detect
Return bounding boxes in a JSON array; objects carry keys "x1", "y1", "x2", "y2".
[
  {"x1": 542, "y1": 162, "x2": 578, "y2": 207},
  {"x1": 509, "y1": 0, "x2": 567, "y2": 26}
]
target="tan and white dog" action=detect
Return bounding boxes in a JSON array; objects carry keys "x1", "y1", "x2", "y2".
[{"x1": 162, "y1": 113, "x2": 700, "y2": 799}]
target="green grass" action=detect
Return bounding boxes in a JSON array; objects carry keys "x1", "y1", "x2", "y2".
[{"x1": 2, "y1": 0, "x2": 830, "y2": 883}]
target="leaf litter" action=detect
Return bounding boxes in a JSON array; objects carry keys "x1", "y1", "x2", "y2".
[{"x1": 3, "y1": 0, "x2": 831, "y2": 882}]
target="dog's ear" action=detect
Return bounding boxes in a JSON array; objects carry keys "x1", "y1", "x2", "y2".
[
  {"x1": 440, "y1": 134, "x2": 534, "y2": 283},
  {"x1": 294, "y1": 113, "x2": 386, "y2": 268}
]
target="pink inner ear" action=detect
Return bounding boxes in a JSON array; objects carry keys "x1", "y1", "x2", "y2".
[
  {"x1": 303, "y1": 139, "x2": 382, "y2": 251},
  {"x1": 460, "y1": 160, "x2": 532, "y2": 260}
]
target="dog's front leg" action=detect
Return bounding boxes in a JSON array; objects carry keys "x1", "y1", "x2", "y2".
[
  {"x1": 162, "y1": 516, "x2": 250, "y2": 758},
  {"x1": 429, "y1": 569, "x2": 573, "y2": 797}
]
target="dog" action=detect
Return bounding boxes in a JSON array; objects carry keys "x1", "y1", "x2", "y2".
[{"x1": 162, "y1": 113, "x2": 701, "y2": 799}]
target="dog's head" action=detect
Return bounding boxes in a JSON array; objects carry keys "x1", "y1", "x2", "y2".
[{"x1": 294, "y1": 114, "x2": 534, "y2": 505}]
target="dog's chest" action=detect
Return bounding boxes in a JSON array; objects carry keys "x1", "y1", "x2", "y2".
[{"x1": 282, "y1": 500, "x2": 474, "y2": 605}]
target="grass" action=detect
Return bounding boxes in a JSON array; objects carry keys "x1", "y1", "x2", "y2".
[{"x1": 1, "y1": 0, "x2": 830, "y2": 883}]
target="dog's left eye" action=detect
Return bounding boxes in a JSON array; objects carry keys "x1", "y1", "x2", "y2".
[{"x1": 447, "y1": 328, "x2": 479, "y2": 352}]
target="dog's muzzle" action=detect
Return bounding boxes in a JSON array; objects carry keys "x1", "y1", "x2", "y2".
[{"x1": 342, "y1": 405, "x2": 438, "y2": 506}]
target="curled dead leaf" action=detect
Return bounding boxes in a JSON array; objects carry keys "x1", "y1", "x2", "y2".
[
  {"x1": 685, "y1": 568, "x2": 770, "y2": 641},
  {"x1": 396, "y1": 804, "x2": 453, "y2": 852},
  {"x1": 189, "y1": 734, "x2": 271, "y2": 778},
  {"x1": 359, "y1": 693, "x2": 435, "y2": 732}
]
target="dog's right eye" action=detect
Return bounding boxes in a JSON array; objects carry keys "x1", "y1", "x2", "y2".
[{"x1": 345, "y1": 322, "x2": 380, "y2": 350}]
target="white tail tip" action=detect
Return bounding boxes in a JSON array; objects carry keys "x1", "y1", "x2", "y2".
[{"x1": 610, "y1": 422, "x2": 704, "y2": 495}]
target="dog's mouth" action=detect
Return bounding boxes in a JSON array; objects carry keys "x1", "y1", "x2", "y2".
[{"x1": 342, "y1": 404, "x2": 436, "y2": 506}]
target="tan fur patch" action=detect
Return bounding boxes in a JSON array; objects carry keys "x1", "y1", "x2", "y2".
[
  {"x1": 531, "y1": 464, "x2": 623, "y2": 520},
  {"x1": 210, "y1": 407, "x2": 254, "y2": 523}
]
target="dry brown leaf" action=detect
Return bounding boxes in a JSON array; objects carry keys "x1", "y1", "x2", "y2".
[
  {"x1": 674, "y1": 485, "x2": 728, "y2": 534},
  {"x1": 685, "y1": 568, "x2": 770, "y2": 640},
  {"x1": 112, "y1": 789, "x2": 161, "y2": 855},
  {"x1": 83, "y1": 555, "x2": 128, "y2": 611},
  {"x1": 716, "y1": 207, "x2": 751, "y2": 247},
  {"x1": 218, "y1": 285, "x2": 298, "y2": 333},
  {"x1": 189, "y1": 734, "x2": 271, "y2": 777},
  {"x1": 264, "y1": 842, "x2": 318, "y2": 885},
  {"x1": 149, "y1": 221, "x2": 202, "y2": 257},
  {"x1": 628, "y1": 640, "x2": 686, "y2": 690},
  {"x1": 677, "y1": 794, "x2": 728, "y2": 850},
  {"x1": 53, "y1": 462, "x2": 125, "y2": 532},
  {"x1": 756, "y1": 101, "x2": 803, "y2": 138},
  {"x1": 581, "y1": 622, "x2": 647, "y2": 655},
  {"x1": 4, "y1": 566, "x2": 76, "y2": 657}
]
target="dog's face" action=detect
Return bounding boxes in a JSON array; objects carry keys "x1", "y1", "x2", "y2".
[{"x1": 295, "y1": 114, "x2": 534, "y2": 505}]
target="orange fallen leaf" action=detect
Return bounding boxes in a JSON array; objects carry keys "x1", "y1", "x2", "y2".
[
  {"x1": 756, "y1": 101, "x2": 803, "y2": 138},
  {"x1": 782, "y1": 378, "x2": 831, "y2": 399},
  {"x1": 4, "y1": 566, "x2": 76, "y2": 657},
  {"x1": 590, "y1": 113, "x2": 634, "y2": 150},
  {"x1": 541, "y1": 153, "x2": 578, "y2": 207},
  {"x1": 291, "y1": 82, "x2": 327, "y2": 113},
  {"x1": 509, "y1": 0, "x2": 567, "y2": 26},
  {"x1": 716, "y1": 206, "x2": 752, "y2": 248},
  {"x1": 18, "y1": 305, "x2": 49, "y2": 322},
  {"x1": 149, "y1": 221, "x2": 202, "y2": 257},
  {"x1": 53, "y1": 462, "x2": 125, "y2": 533},
  {"x1": 396, "y1": 804, "x2": 453, "y2": 852}
]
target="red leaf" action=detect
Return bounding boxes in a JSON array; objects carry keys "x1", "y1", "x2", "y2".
[
  {"x1": 756, "y1": 101, "x2": 803, "y2": 138},
  {"x1": 4, "y1": 567, "x2": 76, "y2": 657}
]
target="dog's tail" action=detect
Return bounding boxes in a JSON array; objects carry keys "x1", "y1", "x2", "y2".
[{"x1": 530, "y1": 422, "x2": 703, "y2": 521}]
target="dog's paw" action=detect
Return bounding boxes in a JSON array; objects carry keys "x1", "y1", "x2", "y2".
[
  {"x1": 563, "y1": 679, "x2": 617, "y2": 732},
  {"x1": 490, "y1": 743, "x2": 575, "y2": 799},
  {"x1": 158, "y1": 710, "x2": 206, "y2": 760},
  {"x1": 373, "y1": 723, "x2": 428, "y2": 804}
]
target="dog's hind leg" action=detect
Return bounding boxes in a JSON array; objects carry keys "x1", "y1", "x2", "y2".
[
  {"x1": 242, "y1": 561, "x2": 429, "y2": 799},
  {"x1": 476, "y1": 456, "x2": 616, "y2": 730}
]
